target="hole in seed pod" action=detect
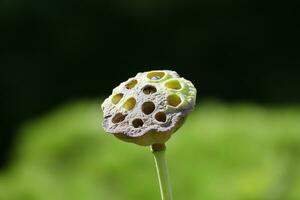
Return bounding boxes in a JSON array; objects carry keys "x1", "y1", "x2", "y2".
[
  {"x1": 112, "y1": 113, "x2": 126, "y2": 123},
  {"x1": 132, "y1": 118, "x2": 143, "y2": 128},
  {"x1": 167, "y1": 94, "x2": 182, "y2": 107},
  {"x1": 111, "y1": 93, "x2": 123, "y2": 104},
  {"x1": 155, "y1": 112, "x2": 167, "y2": 122},
  {"x1": 143, "y1": 85, "x2": 157, "y2": 95},
  {"x1": 165, "y1": 80, "x2": 182, "y2": 90},
  {"x1": 142, "y1": 101, "x2": 155, "y2": 115},
  {"x1": 125, "y1": 79, "x2": 138, "y2": 89},
  {"x1": 146, "y1": 71, "x2": 166, "y2": 80},
  {"x1": 123, "y1": 97, "x2": 136, "y2": 110}
]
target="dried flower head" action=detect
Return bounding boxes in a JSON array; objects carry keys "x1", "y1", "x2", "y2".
[{"x1": 101, "y1": 70, "x2": 196, "y2": 146}]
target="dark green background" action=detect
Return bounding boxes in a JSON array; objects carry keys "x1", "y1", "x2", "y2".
[{"x1": 1, "y1": 0, "x2": 300, "y2": 166}]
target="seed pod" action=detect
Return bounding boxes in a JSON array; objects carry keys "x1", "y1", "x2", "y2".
[{"x1": 101, "y1": 70, "x2": 196, "y2": 146}]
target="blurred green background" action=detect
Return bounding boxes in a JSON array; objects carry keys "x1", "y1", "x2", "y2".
[
  {"x1": 1, "y1": 0, "x2": 300, "y2": 199},
  {"x1": 1, "y1": 100, "x2": 300, "y2": 199}
]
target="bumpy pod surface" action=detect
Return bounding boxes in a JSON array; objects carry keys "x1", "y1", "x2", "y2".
[{"x1": 101, "y1": 70, "x2": 196, "y2": 146}]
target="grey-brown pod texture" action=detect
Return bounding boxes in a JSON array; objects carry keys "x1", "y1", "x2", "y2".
[{"x1": 101, "y1": 70, "x2": 197, "y2": 146}]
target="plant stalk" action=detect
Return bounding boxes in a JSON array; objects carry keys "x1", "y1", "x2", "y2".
[{"x1": 151, "y1": 143, "x2": 173, "y2": 200}]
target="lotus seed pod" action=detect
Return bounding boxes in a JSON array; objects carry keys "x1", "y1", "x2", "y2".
[{"x1": 101, "y1": 70, "x2": 196, "y2": 146}]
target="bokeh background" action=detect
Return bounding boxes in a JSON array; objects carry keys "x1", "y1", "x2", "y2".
[{"x1": 1, "y1": 0, "x2": 300, "y2": 199}]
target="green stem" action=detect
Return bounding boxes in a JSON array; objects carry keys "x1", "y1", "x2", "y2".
[{"x1": 151, "y1": 144, "x2": 173, "y2": 200}]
